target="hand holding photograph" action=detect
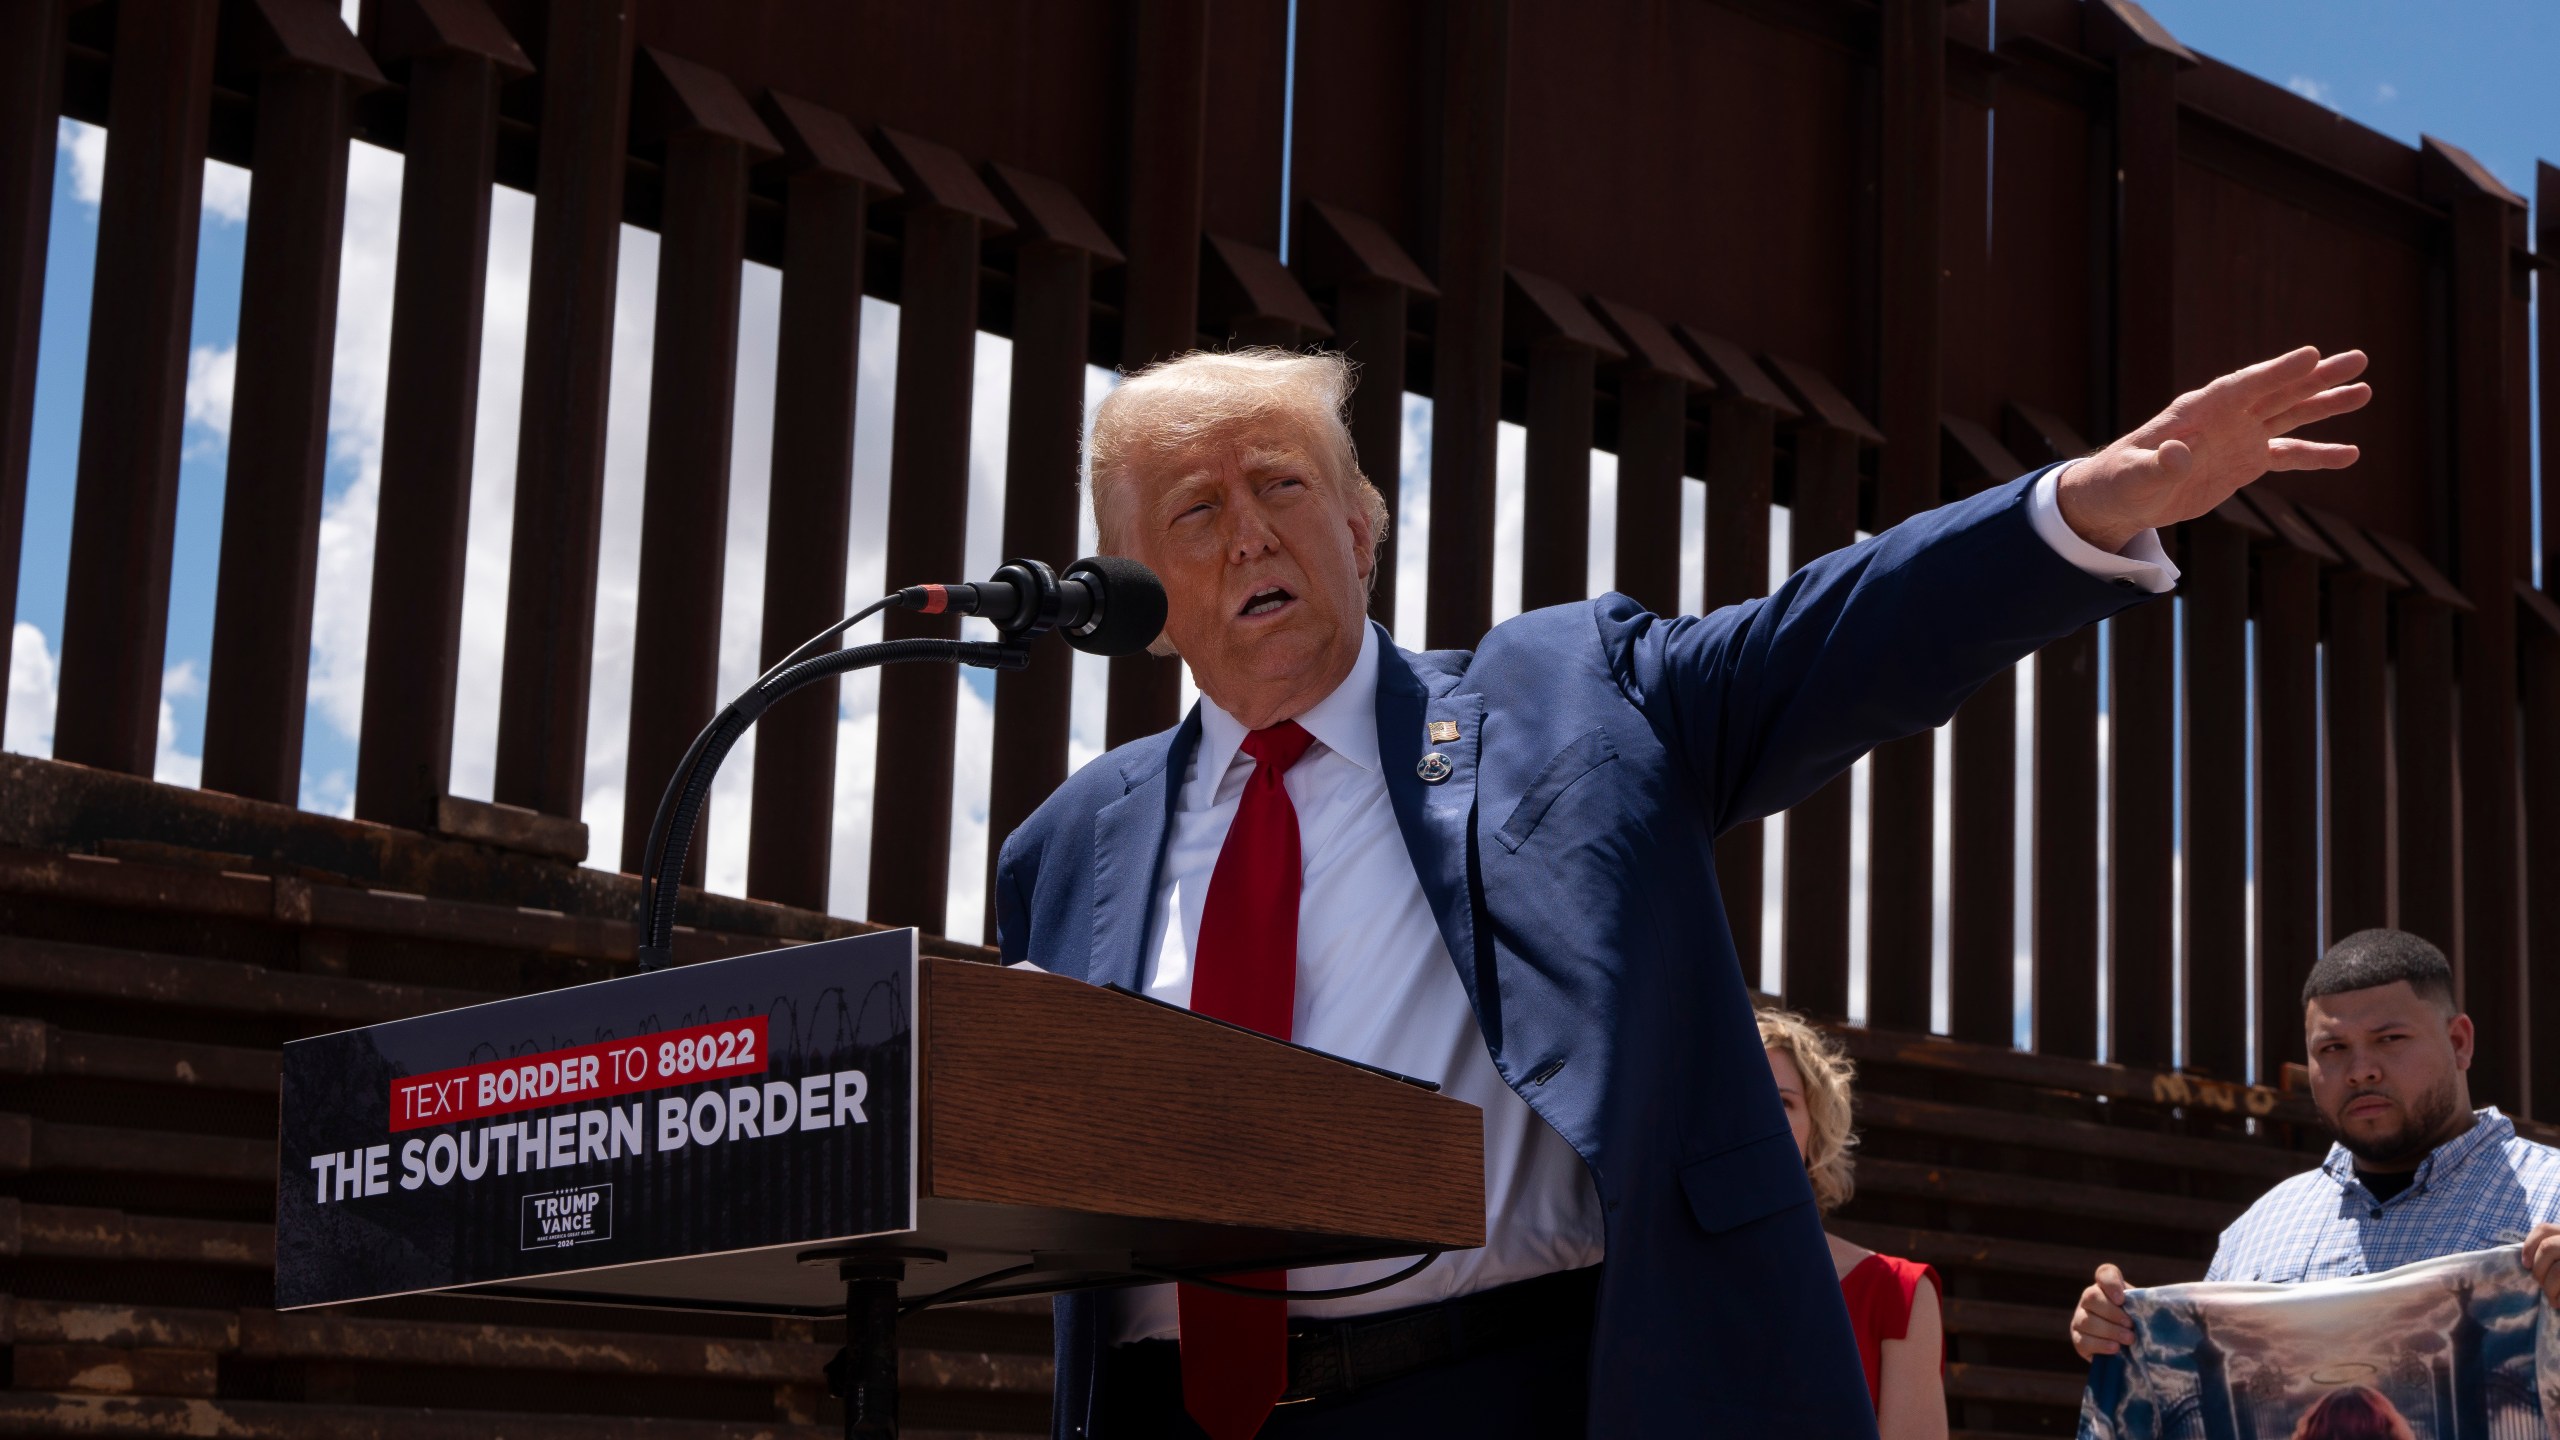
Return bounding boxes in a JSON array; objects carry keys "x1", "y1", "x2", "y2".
[{"x1": 2082, "y1": 1245, "x2": 2560, "y2": 1440}]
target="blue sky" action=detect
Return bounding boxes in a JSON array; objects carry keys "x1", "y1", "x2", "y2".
[
  {"x1": 4, "y1": 6, "x2": 2549, "y2": 1015},
  {"x1": 2135, "y1": 1, "x2": 2553, "y2": 590},
  {"x1": 2141, "y1": 0, "x2": 2558, "y2": 203}
]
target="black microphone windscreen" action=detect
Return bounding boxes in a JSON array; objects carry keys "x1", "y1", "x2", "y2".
[{"x1": 1062, "y1": 556, "x2": 1168, "y2": 657}]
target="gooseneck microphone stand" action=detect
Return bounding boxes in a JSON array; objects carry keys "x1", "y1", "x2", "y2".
[
  {"x1": 627, "y1": 555, "x2": 1163, "y2": 1439},
  {"x1": 632, "y1": 555, "x2": 1159, "y2": 973},
  {"x1": 630, "y1": 621, "x2": 1024, "y2": 973}
]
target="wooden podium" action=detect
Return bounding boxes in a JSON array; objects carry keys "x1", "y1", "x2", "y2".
[
  {"x1": 276, "y1": 934, "x2": 1486, "y2": 1437},
  {"x1": 830, "y1": 958, "x2": 1485, "y2": 1434}
]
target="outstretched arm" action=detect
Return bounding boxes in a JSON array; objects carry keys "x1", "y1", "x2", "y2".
[{"x1": 1623, "y1": 346, "x2": 2371, "y2": 832}]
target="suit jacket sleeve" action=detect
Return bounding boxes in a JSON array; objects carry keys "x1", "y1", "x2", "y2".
[
  {"x1": 1611, "y1": 466, "x2": 2150, "y2": 834},
  {"x1": 993, "y1": 828, "x2": 1034, "y2": 965}
]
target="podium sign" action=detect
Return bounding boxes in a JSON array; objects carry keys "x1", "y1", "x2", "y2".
[{"x1": 276, "y1": 930, "x2": 917, "y2": 1310}]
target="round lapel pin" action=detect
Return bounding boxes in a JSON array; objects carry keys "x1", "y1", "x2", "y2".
[{"x1": 1416, "y1": 752, "x2": 1454, "y2": 784}]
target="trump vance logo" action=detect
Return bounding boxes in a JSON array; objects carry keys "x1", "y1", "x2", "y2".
[{"x1": 520, "y1": 1184, "x2": 613, "y2": 1250}]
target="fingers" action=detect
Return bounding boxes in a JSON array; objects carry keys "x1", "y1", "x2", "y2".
[
  {"x1": 2264, "y1": 438, "x2": 2360, "y2": 472},
  {"x1": 2264, "y1": 382, "x2": 2374, "y2": 436},
  {"x1": 2071, "y1": 1281, "x2": 2137, "y2": 1358},
  {"x1": 2252, "y1": 350, "x2": 2370, "y2": 416},
  {"x1": 2530, "y1": 1228, "x2": 2560, "y2": 1302},
  {"x1": 2309, "y1": 348, "x2": 2370, "y2": 388},
  {"x1": 2096, "y1": 1263, "x2": 2128, "y2": 1304},
  {"x1": 2213, "y1": 346, "x2": 2323, "y2": 409}
]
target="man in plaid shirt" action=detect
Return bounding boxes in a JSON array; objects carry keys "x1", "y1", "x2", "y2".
[{"x1": 2069, "y1": 929, "x2": 2560, "y2": 1359}]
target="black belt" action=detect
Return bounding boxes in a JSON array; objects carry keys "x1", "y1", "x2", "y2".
[{"x1": 1272, "y1": 1264, "x2": 1602, "y2": 1405}]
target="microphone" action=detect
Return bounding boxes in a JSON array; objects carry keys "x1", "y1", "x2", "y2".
[
  {"x1": 888, "y1": 556, "x2": 1167, "y2": 657},
  {"x1": 632, "y1": 556, "x2": 1168, "y2": 969}
]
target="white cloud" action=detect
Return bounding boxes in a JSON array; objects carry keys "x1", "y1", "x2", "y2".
[
  {"x1": 698, "y1": 261, "x2": 784, "y2": 899},
  {"x1": 448, "y1": 184, "x2": 538, "y2": 801},
  {"x1": 1065, "y1": 366, "x2": 1118, "y2": 779},
  {"x1": 183, "y1": 343, "x2": 235, "y2": 448},
  {"x1": 1760, "y1": 807, "x2": 1784, "y2": 995},
  {"x1": 824, "y1": 297, "x2": 904, "y2": 919},
  {"x1": 6, "y1": 623, "x2": 57, "y2": 757},
  {"x1": 58, "y1": 119, "x2": 104, "y2": 204},
  {"x1": 202, "y1": 159, "x2": 251, "y2": 225},
  {"x1": 1586, "y1": 449, "x2": 1617, "y2": 596},
  {"x1": 943, "y1": 672, "x2": 998, "y2": 945},
  {"x1": 2285, "y1": 75, "x2": 2336, "y2": 109},
  {"x1": 155, "y1": 662, "x2": 202, "y2": 787},
  {"x1": 1847, "y1": 748, "x2": 1873, "y2": 1024},
  {"x1": 55, "y1": 120, "x2": 247, "y2": 225},
  {"x1": 828, "y1": 684, "x2": 883, "y2": 917},
  {"x1": 1393, "y1": 395, "x2": 1431, "y2": 648},
  {"x1": 573, "y1": 223, "x2": 665, "y2": 874},
  {"x1": 2375, "y1": 82, "x2": 2398, "y2": 103},
  {"x1": 1759, "y1": 504, "x2": 1795, "y2": 994},
  {"x1": 934, "y1": 331, "x2": 1018, "y2": 944},
  {"x1": 1680, "y1": 477, "x2": 1706, "y2": 616},
  {"x1": 304, "y1": 768, "x2": 354, "y2": 819},
  {"x1": 1492, "y1": 420, "x2": 1524, "y2": 622},
  {"x1": 300, "y1": 141, "x2": 404, "y2": 751}
]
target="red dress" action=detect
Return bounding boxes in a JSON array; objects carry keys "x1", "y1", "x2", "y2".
[{"x1": 1839, "y1": 1252, "x2": 1944, "y2": 1410}]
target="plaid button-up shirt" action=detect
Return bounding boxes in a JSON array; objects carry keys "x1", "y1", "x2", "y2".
[{"x1": 2204, "y1": 1107, "x2": 2560, "y2": 1283}]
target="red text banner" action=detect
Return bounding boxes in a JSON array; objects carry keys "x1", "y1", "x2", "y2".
[{"x1": 389, "y1": 1017, "x2": 769, "y2": 1133}]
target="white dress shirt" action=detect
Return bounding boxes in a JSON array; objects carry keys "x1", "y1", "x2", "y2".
[{"x1": 1111, "y1": 468, "x2": 2169, "y2": 1341}]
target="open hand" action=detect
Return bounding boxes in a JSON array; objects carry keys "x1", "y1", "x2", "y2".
[
  {"x1": 2525, "y1": 1223, "x2": 2560, "y2": 1307},
  {"x1": 2057, "y1": 346, "x2": 2371, "y2": 554},
  {"x1": 2070, "y1": 1263, "x2": 2135, "y2": 1360}
]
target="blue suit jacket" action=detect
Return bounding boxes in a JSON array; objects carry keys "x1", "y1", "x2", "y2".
[{"x1": 994, "y1": 469, "x2": 2149, "y2": 1436}]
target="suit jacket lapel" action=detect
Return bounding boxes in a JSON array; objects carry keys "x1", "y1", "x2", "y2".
[
  {"x1": 1085, "y1": 709, "x2": 1198, "y2": 993},
  {"x1": 1374, "y1": 629, "x2": 1488, "y2": 1015}
]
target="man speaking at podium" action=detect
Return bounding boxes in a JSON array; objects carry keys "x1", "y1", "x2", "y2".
[{"x1": 995, "y1": 345, "x2": 2369, "y2": 1438}]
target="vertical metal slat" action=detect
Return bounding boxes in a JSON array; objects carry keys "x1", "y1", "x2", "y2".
[
  {"x1": 353, "y1": 2, "x2": 531, "y2": 830},
  {"x1": 53, "y1": 0, "x2": 221, "y2": 776},
  {"x1": 203, "y1": 15, "x2": 384, "y2": 802},
  {"x1": 491, "y1": 0, "x2": 635, "y2": 820},
  {"x1": 617, "y1": 55, "x2": 779, "y2": 880}
]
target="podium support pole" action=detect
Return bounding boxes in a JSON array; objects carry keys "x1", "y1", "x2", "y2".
[{"x1": 838, "y1": 1256, "x2": 904, "y2": 1439}]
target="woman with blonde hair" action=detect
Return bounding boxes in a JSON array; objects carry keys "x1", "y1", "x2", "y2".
[{"x1": 1760, "y1": 1008, "x2": 1948, "y2": 1440}]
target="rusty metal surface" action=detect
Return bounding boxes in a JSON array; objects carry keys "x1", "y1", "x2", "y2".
[
  {"x1": 353, "y1": 2, "x2": 529, "y2": 835},
  {"x1": 0, "y1": 0, "x2": 70, "y2": 749},
  {"x1": 491, "y1": 0, "x2": 635, "y2": 822},
  {"x1": 53, "y1": 0, "x2": 221, "y2": 779},
  {"x1": 200, "y1": 7, "x2": 383, "y2": 805},
  {"x1": 744, "y1": 97, "x2": 884, "y2": 913}
]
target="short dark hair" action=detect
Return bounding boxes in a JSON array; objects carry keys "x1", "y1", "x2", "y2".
[{"x1": 2302, "y1": 929, "x2": 2455, "y2": 1012}]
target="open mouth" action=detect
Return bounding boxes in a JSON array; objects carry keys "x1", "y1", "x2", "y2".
[{"x1": 1239, "y1": 586, "x2": 1295, "y2": 618}]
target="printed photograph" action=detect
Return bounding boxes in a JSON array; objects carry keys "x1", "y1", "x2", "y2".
[{"x1": 2082, "y1": 1246, "x2": 2560, "y2": 1440}]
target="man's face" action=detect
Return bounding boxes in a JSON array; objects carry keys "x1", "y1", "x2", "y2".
[
  {"x1": 1104, "y1": 418, "x2": 1374, "y2": 728},
  {"x1": 2304, "y1": 981, "x2": 2473, "y2": 1169}
]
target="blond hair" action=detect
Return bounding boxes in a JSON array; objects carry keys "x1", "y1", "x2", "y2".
[
  {"x1": 1758, "y1": 1007, "x2": 1858, "y2": 1213},
  {"x1": 1084, "y1": 348, "x2": 1390, "y2": 562}
]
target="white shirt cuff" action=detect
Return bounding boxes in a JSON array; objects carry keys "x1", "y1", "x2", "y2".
[{"x1": 2029, "y1": 462, "x2": 2179, "y2": 594}]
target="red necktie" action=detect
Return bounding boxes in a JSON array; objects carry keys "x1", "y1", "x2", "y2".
[{"x1": 1179, "y1": 720, "x2": 1317, "y2": 1440}]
